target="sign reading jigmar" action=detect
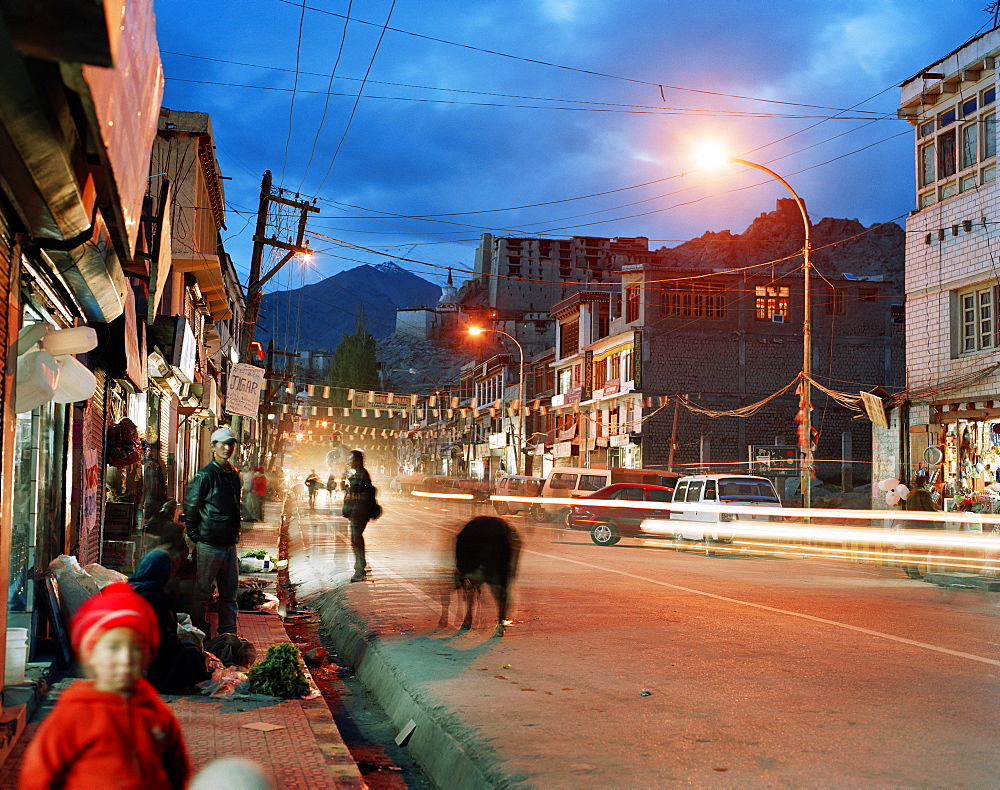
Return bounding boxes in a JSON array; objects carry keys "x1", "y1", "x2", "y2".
[{"x1": 228, "y1": 363, "x2": 265, "y2": 418}]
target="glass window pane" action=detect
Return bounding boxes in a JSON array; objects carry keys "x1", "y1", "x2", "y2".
[
  {"x1": 962, "y1": 123, "x2": 978, "y2": 169},
  {"x1": 920, "y1": 143, "x2": 935, "y2": 186},
  {"x1": 983, "y1": 114, "x2": 996, "y2": 159},
  {"x1": 938, "y1": 130, "x2": 957, "y2": 177},
  {"x1": 685, "y1": 481, "x2": 703, "y2": 502}
]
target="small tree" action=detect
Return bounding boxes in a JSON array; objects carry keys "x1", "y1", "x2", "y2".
[{"x1": 328, "y1": 308, "x2": 380, "y2": 406}]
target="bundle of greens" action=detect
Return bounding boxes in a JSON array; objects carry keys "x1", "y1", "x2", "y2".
[
  {"x1": 246, "y1": 643, "x2": 308, "y2": 697},
  {"x1": 237, "y1": 588, "x2": 267, "y2": 610},
  {"x1": 241, "y1": 549, "x2": 269, "y2": 560}
]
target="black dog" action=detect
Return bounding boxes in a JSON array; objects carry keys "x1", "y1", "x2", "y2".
[{"x1": 440, "y1": 516, "x2": 520, "y2": 637}]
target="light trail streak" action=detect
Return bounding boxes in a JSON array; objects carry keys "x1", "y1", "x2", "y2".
[{"x1": 412, "y1": 490, "x2": 475, "y2": 500}]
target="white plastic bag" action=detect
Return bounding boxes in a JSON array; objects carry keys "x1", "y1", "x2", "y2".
[
  {"x1": 49, "y1": 555, "x2": 99, "y2": 618},
  {"x1": 83, "y1": 563, "x2": 128, "y2": 589},
  {"x1": 176, "y1": 613, "x2": 206, "y2": 649}
]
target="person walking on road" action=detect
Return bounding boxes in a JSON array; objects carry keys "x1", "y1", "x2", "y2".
[
  {"x1": 305, "y1": 470, "x2": 321, "y2": 510},
  {"x1": 343, "y1": 450, "x2": 377, "y2": 582},
  {"x1": 183, "y1": 426, "x2": 242, "y2": 638},
  {"x1": 903, "y1": 478, "x2": 942, "y2": 579}
]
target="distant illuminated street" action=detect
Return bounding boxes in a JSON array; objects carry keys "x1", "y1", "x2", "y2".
[{"x1": 291, "y1": 493, "x2": 1000, "y2": 787}]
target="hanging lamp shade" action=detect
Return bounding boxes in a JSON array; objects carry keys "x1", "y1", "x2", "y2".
[
  {"x1": 15, "y1": 349, "x2": 59, "y2": 413},
  {"x1": 52, "y1": 355, "x2": 97, "y2": 403},
  {"x1": 16, "y1": 323, "x2": 50, "y2": 356},
  {"x1": 42, "y1": 326, "x2": 98, "y2": 356}
]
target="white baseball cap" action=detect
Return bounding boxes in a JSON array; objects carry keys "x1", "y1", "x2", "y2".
[{"x1": 211, "y1": 427, "x2": 238, "y2": 444}]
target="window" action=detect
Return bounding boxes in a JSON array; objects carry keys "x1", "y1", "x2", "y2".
[
  {"x1": 560, "y1": 319, "x2": 579, "y2": 358},
  {"x1": 755, "y1": 286, "x2": 789, "y2": 321},
  {"x1": 937, "y1": 129, "x2": 957, "y2": 178},
  {"x1": 609, "y1": 353, "x2": 621, "y2": 380},
  {"x1": 625, "y1": 285, "x2": 640, "y2": 323},
  {"x1": 579, "y1": 474, "x2": 607, "y2": 492},
  {"x1": 984, "y1": 113, "x2": 997, "y2": 160},
  {"x1": 622, "y1": 348, "x2": 634, "y2": 382},
  {"x1": 507, "y1": 255, "x2": 521, "y2": 277},
  {"x1": 827, "y1": 289, "x2": 846, "y2": 315},
  {"x1": 558, "y1": 368, "x2": 572, "y2": 394},
  {"x1": 648, "y1": 488, "x2": 673, "y2": 502},
  {"x1": 704, "y1": 480, "x2": 717, "y2": 501},
  {"x1": 858, "y1": 287, "x2": 878, "y2": 302},
  {"x1": 918, "y1": 91, "x2": 997, "y2": 205},
  {"x1": 960, "y1": 287, "x2": 994, "y2": 353},
  {"x1": 685, "y1": 481, "x2": 704, "y2": 502},
  {"x1": 612, "y1": 487, "x2": 643, "y2": 501},
  {"x1": 962, "y1": 123, "x2": 979, "y2": 170},
  {"x1": 661, "y1": 282, "x2": 725, "y2": 318},
  {"x1": 919, "y1": 142, "x2": 935, "y2": 186}
]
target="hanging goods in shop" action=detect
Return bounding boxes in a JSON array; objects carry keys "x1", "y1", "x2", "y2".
[{"x1": 106, "y1": 419, "x2": 141, "y2": 468}]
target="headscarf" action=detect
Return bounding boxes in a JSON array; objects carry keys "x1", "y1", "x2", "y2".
[{"x1": 128, "y1": 549, "x2": 173, "y2": 595}]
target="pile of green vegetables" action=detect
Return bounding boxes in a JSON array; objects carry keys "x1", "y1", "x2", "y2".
[{"x1": 246, "y1": 643, "x2": 308, "y2": 697}]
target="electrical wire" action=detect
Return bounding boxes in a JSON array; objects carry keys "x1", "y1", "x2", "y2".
[
  {"x1": 280, "y1": 0, "x2": 308, "y2": 184},
  {"x1": 313, "y1": 0, "x2": 397, "y2": 196}
]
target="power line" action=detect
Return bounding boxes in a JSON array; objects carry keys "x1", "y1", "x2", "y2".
[
  {"x1": 280, "y1": 0, "x2": 308, "y2": 183},
  {"x1": 313, "y1": 0, "x2": 398, "y2": 196},
  {"x1": 269, "y1": 0, "x2": 891, "y2": 113}
]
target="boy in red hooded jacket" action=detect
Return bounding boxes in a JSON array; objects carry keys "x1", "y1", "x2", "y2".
[{"x1": 19, "y1": 583, "x2": 189, "y2": 789}]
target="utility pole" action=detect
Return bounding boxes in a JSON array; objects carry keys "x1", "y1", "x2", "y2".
[
  {"x1": 231, "y1": 171, "x2": 319, "y2": 443},
  {"x1": 667, "y1": 395, "x2": 680, "y2": 472}
]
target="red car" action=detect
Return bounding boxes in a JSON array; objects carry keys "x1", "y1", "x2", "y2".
[{"x1": 566, "y1": 483, "x2": 675, "y2": 546}]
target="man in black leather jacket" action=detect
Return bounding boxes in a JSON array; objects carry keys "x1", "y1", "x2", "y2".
[{"x1": 183, "y1": 426, "x2": 242, "y2": 637}]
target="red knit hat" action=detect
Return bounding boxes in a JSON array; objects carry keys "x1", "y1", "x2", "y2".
[{"x1": 70, "y1": 583, "x2": 160, "y2": 662}]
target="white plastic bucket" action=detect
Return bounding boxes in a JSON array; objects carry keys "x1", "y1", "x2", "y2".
[{"x1": 5, "y1": 628, "x2": 28, "y2": 685}]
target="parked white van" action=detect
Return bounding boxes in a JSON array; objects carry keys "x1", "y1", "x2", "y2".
[
  {"x1": 536, "y1": 467, "x2": 681, "y2": 522},
  {"x1": 641, "y1": 474, "x2": 781, "y2": 542}
]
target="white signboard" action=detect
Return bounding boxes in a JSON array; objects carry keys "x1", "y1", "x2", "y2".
[
  {"x1": 227, "y1": 363, "x2": 265, "y2": 418},
  {"x1": 553, "y1": 441, "x2": 573, "y2": 458}
]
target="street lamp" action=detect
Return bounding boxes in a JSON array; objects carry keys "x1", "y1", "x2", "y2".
[
  {"x1": 698, "y1": 148, "x2": 814, "y2": 508},
  {"x1": 468, "y1": 326, "x2": 525, "y2": 476}
]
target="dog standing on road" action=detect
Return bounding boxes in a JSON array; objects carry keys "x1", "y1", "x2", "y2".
[{"x1": 440, "y1": 516, "x2": 520, "y2": 637}]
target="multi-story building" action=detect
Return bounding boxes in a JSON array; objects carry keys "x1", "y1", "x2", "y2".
[
  {"x1": 0, "y1": 0, "x2": 165, "y2": 707},
  {"x1": 893, "y1": 28, "x2": 1000, "y2": 502},
  {"x1": 544, "y1": 251, "x2": 903, "y2": 489},
  {"x1": 146, "y1": 108, "x2": 244, "y2": 501}
]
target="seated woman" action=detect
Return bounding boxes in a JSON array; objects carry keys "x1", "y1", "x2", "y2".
[{"x1": 129, "y1": 525, "x2": 209, "y2": 694}]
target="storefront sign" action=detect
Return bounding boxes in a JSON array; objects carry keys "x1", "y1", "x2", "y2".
[
  {"x1": 583, "y1": 350, "x2": 593, "y2": 400},
  {"x1": 609, "y1": 433, "x2": 631, "y2": 447},
  {"x1": 632, "y1": 330, "x2": 643, "y2": 389},
  {"x1": 488, "y1": 432, "x2": 507, "y2": 449},
  {"x1": 227, "y1": 363, "x2": 265, "y2": 418},
  {"x1": 553, "y1": 441, "x2": 573, "y2": 458},
  {"x1": 550, "y1": 393, "x2": 565, "y2": 408},
  {"x1": 565, "y1": 387, "x2": 583, "y2": 405},
  {"x1": 603, "y1": 378, "x2": 620, "y2": 396}
]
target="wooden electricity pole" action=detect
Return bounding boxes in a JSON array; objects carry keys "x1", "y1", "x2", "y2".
[{"x1": 231, "y1": 171, "x2": 319, "y2": 443}]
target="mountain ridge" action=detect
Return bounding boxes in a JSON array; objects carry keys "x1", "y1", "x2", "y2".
[{"x1": 255, "y1": 263, "x2": 441, "y2": 351}]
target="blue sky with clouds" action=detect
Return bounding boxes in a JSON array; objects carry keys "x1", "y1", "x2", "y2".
[{"x1": 156, "y1": 1, "x2": 996, "y2": 290}]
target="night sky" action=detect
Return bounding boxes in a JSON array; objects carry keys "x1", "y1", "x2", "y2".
[{"x1": 156, "y1": 1, "x2": 995, "y2": 291}]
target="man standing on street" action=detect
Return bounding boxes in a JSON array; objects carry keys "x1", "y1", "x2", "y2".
[{"x1": 183, "y1": 426, "x2": 242, "y2": 638}]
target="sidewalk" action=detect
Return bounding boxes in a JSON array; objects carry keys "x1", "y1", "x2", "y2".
[{"x1": 0, "y1": 501, "x2": 366, "y2": 789}]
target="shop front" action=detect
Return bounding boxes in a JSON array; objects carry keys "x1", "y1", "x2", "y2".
[{"x1": 932, "y1": 405, "x2": 1000, "y2": 514}]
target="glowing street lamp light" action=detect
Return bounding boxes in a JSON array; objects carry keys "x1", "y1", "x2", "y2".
[
  {"x1": 468, "y1": 326, "x2": 525, "y2": 476},
  {"x1": 698, "y1": 148, "x2": 814, "y2": 508}
]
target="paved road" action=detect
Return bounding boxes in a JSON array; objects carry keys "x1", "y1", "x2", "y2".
[{"x1": 290, "y1": 494, "x2": 1000, "y2": 788}]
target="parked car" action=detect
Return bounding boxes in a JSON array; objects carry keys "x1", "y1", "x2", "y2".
[
  {"x1": 414, "y1": 476, "x2": 491, "y2": 503},
  {"x1": 492, "y1": 475, "x2": 544, "y2": 518},
  {"x1": 535, "y1": 467, "x2": 681, "y2": 522},
  {"x1": 567, "y1": 483, "x2": 676, "y2": 545},
  {"x1": 641, "y1": 474, "x2": 781, "y2": 543}
]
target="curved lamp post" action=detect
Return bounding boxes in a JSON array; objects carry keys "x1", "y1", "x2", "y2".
[
  {"x1": 469, "y1": 326, "x2": 525, "y2": 476},
  {"x1": 699, "y1": 150, "x2": 813, "y2": 508}
]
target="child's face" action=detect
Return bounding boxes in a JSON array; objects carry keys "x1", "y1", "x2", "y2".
[{"x1": 85, "y1": 627, "x2": 148, "y2": 695}]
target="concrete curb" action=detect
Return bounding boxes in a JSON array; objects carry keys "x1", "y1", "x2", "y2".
[{"x1": 314, "y1": 590, "x2": 515, "y2": 790}]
